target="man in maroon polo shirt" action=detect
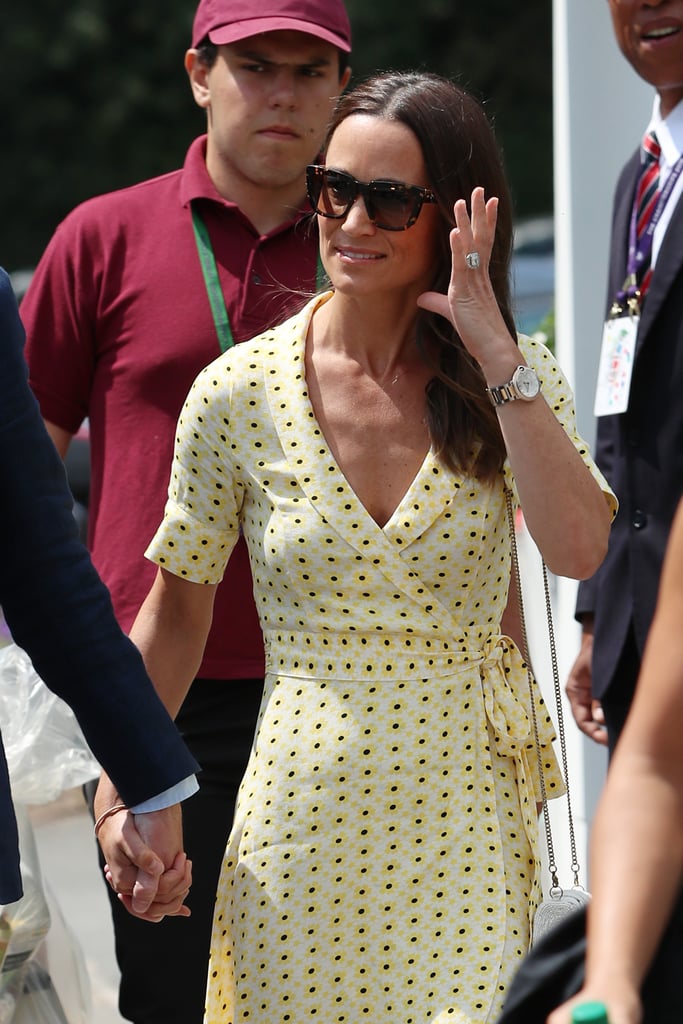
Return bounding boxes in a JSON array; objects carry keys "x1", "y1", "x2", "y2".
[{"x1": 21, "y1": 1, "x2": 351, "y2": 1021}]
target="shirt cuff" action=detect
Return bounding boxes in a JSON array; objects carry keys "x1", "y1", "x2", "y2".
[{"x1": 129, "y1": 775, "x2": 199, "y2": 814}]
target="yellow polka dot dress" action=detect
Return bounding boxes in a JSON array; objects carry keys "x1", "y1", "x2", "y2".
[{"x1": 146, "y1": 294, "x2": 615, "y2": 1024}]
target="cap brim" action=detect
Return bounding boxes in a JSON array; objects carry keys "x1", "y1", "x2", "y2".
[{"x1": 205, "y1": 16, "x2": 351, "y2": 52}]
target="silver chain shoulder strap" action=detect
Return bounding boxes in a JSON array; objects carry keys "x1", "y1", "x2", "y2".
[{"x1": 505, "y1": 488, "x2": 584, "y2": 894}]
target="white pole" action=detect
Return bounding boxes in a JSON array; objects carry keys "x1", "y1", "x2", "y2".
[{"x1": 540, "y1": 0, "x2": 651, "y2": 888}]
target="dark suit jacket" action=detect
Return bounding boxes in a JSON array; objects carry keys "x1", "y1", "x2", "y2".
[
  {"x1": 0, "y1": 268, "x2": 199, "y2": 904},
  {"x1": 576, "y1": 147, "x2": 683, "y2": 700}
]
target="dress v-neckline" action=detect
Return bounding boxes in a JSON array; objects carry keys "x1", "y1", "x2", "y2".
[{"x1": 264, "y1": 294, "x2": 463, "y2": 543}]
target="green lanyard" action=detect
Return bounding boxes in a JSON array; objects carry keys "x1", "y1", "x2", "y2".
[{"x1": 191, "y1": 202, "x2": 326, "y2": 354}]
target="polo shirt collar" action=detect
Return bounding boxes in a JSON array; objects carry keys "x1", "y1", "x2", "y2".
[{"x1": 180, "y1": 135, "x2": 225, "y2": 206}]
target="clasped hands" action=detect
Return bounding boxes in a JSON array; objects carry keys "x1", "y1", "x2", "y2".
[{"x1": 94, "y1": 781, "x2": 192, "y2": 923}]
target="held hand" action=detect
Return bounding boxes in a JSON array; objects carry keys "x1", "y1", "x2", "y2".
[
  {"x1": 131, "y1": 805, "x2": 190, "y2": 915},
  {"x1": 417, "y1": 186, "x2": 510, "y2": 364},
  {"x1": 97, "y1": 803, "x2": 192, "y2": 921},
  {"x1": 565, "y1": 631, "x2": 608, "y2": 745},
  {"x1": 109, "y1": 849, "x2": 192, "y2": 924}
]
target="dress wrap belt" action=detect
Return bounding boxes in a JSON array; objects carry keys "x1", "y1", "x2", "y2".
[{"x1": 262, "y1": 629, "x2": 555, "y2": 832}]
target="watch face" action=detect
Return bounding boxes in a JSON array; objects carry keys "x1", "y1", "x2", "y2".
[{"x1": 514, "y1": 366, "x2": 540, "y2": 399}]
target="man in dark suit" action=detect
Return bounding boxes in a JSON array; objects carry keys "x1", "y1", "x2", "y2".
[
  {"x1": 0, "y1": 266, "x2": 199, "y2": 914},
  {"x1": 497, "y1": 24, "x2": 683, "y2": 1018},
  {"x1": 566, "y1": 0, "x2": 683, "y2": 755}
]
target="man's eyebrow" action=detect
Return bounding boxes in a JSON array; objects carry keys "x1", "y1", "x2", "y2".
[{"x1": 234, "y1": 47, "x2": 333, "y2": 69}]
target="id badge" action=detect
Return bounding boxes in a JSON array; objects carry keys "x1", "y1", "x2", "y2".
[{"x1": 593, "y1": 315, "x2": 638, "y2": 417}]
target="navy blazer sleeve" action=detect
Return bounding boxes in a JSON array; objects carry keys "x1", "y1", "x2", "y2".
[{"x1": 0, "y1": 268, "x2": 199, "y2": 903}]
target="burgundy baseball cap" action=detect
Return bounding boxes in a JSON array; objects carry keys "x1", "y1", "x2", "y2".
[{"x1": 192, "y1": 0, "x2": 352, "y2": 52}]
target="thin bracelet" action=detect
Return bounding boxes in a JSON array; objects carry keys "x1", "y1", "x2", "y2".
[{"x1": 94, "y1": 803, "x2": 128, "y2": 839}]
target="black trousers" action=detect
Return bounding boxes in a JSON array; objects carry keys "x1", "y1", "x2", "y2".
[
  {"x1": 599, "y1": 621, "x2": 640, "y2": 756},
  {"x1": 86, "y1": 676, "x2": 264, "y2": 1024}
]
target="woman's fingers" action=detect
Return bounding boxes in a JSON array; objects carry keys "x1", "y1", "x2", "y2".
[{"x1": 451, "y1": 188, "x2": 497, "y2": 272}]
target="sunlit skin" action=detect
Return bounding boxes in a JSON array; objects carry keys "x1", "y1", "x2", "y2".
[
  {"x1": 307, "y1": 114, "x2": 612, "y2": 566},
  {"x1": 608, "y1": 0, "x2": 683, "y2": 115},
  {"x1": 185, "y1": 31, "x2": 351, "y2": 232},
  {"x1": 317, "y1": 116, "x2": 442, "y2": 307},
  {"x1": 308, "y1": 116, "x2": 442, "y2": 528}
]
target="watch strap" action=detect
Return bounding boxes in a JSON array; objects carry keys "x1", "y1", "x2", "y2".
[{"x1": 487, "y1": 382, "x2": 518, "y2": 406}]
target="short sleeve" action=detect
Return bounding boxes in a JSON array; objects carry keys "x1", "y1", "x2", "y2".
[
  {"x1": 502, "y1": 334, "x2": 618, "y2": 521},
  {"x1": 145, "y1": 357, "x2": 242, "y2": 584}
]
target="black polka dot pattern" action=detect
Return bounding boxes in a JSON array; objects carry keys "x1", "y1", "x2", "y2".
[{"x1": 145, "y1": 294, "x2": 615, "y2": 1023}]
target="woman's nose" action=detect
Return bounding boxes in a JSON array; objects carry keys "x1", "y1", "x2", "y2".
[{"x1": 340, "y1": 195, "x2": 375, "y2": 233}]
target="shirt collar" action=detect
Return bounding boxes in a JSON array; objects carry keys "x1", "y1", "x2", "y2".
[
  {"x1": 649, "y1": 95, "x2": 683, "y2": 174},
  {"x1": 180, "y1": 135, "x2": 227, "y2": 206}
]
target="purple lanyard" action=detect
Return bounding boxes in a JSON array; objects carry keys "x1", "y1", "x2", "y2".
[{"x1": 617, "y1": 153, "x2": 683, "y2": 306}]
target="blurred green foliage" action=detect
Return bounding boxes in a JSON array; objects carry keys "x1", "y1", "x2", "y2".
[
  {"x1": 534, "y1": 308, "x2": 556, "y2": 353},
  {"x1": 1, "y1": 0, "x2": 552, "y2": 271}
]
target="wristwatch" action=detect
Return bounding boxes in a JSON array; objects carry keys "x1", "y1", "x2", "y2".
[{"x1": 486, "y1": 365, "x2": 541, "y2": 406}]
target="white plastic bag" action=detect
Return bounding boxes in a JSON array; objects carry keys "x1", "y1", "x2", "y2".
[
  {"x1": 0, "y1": 644, "x2": 100, "y2": 805},
  {"x1": 1, "y1": 807, "x2": 57, "y2": 1023},
  {"x1": 9, "y1": 962, "x2": 70, "y2": 1024},
  {"x1": 1, "y1": 808, "x2": 91, "y2": 1024},
  {"x1": 0, "y1": 640, "x2": 95, "y2": 1023}
]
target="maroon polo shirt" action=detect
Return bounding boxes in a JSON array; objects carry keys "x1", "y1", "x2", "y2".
[{"x1": 22, "y1": 135, "x2": 319, "y2": 679}]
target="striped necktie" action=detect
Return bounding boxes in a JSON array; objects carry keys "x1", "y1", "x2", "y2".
[{"x1": 635, "y1": 129, "x2": 661, "y2": 297}]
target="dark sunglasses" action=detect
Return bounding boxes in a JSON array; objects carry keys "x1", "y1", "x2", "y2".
[{"x1": 306, "y1": 165, "x2": 437, "y2": 231}]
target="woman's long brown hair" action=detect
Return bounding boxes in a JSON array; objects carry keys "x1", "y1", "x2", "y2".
[{"x1": 323, "y1": 71, "x2": 517, "y2": 484}]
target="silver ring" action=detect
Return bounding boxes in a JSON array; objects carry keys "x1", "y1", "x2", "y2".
[{"x1": 465, "y1": 251, "x2": 481, "y2": 270}]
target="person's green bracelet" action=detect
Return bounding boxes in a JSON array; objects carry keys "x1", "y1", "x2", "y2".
[{"x1": 571, "y1": 1002, "x2": 609, "y2": 1024}]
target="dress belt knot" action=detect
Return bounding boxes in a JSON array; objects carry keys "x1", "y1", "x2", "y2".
[{"x1": 477, "y1": 635, "x2": 534, "y2": 759}]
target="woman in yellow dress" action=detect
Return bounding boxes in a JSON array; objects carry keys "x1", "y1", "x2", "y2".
[{"x1": 128, "y1": 71, "x2": 614, "y2": 1023}]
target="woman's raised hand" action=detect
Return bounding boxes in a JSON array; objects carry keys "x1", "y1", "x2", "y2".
[{"x1": 417, "y1": 186, "x2": 512, "y2": 367}]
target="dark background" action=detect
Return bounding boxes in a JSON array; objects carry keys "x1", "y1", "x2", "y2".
[{"x1": 1, "y1": 1, "x2": 552, "y2": 274}]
